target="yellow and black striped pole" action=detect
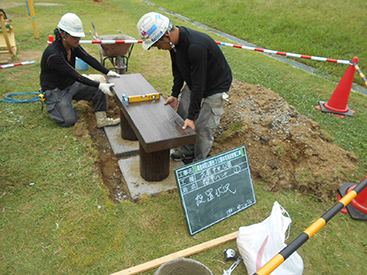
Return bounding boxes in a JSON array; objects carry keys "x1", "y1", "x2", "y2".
[
  {"x1": 254, "y1": 175, "x2": 367, "y2": 275},
  {"x1": 354, "y1": 63, "x2": 367, "y2": 87}
]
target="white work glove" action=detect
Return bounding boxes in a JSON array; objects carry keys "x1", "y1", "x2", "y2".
[
  {"x1": 98, "y1": 83, "x2": 114, "y2": 96},
  {"x1": 107, "y1": 71, "x2": 120, "y2": 78}
]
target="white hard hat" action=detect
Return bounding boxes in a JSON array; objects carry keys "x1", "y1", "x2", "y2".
[
  {"x1": 137, "y1": 12, "x2": 171, "y2": 50},
  {"x1": 58, "y1": 13, "x2": 85, "y2": 38}
]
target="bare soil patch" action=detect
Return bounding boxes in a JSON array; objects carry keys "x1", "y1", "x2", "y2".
[
  {"x1": 75, "y1": 79, "x2": 358, "y2": 203},
  {"x1": 16, "y1": 50, "x2": 43, "y2": 63},
  {"x1": 72, "y1": 97, "x2": 130, "y2": 203}
]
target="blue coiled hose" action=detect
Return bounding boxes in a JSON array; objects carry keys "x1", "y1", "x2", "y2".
[{"x1": 0, "y1": 92, "x2": 40, "y2": 103}]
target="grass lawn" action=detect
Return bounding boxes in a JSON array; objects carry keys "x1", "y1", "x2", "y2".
[{"x1": 1, "y1": 0, "x2": 367, "y2": 274}]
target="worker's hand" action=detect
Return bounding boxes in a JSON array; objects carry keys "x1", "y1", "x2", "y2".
[
  {"x1": 164, "y1": 96, "x2": 178, "y2": 110},
  {"x1": 99, "y1": 82, "x2": 114, "y2": 96},
  {"x1": 107, "y1": 71, "x2": 120, "y2": 78},
  {"x1": 183, "y1": 119, "x2": 195, "y2": 131}
]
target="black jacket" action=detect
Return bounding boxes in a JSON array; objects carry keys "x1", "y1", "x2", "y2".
[
  {"x1": 40, "y1": 39, "x2": 108, "y2": 91},
  {"x1": 170, "y1": 26, "x2": 232, "y2": 120}
]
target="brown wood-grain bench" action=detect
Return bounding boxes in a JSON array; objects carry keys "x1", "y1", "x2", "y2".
[{"x1": 109, "y1": 73, "x2": 196, "y2": 182}]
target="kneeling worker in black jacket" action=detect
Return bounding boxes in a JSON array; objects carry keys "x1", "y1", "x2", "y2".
[{"x1": 40, "y1": 13, "x2": 120, "y2": 128}]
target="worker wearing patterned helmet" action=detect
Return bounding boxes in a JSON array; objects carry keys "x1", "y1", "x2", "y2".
[
  {"x1": 40, "y1": 13, "x2": 121, "y2": 128},
  {"x1": 137, "y1": 12, "x2": 232, "y2": 162},
  {"x1": 137, "y1": 12, "x2": 174, "y2": 50}
]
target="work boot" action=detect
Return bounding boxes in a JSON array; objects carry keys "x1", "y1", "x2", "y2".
[
  {"x1": 170, "y1": 150, "x2": 194, "y2": 162},
  {"x1": 95, "y1": 111, "x2": 120, "y2": 128}
]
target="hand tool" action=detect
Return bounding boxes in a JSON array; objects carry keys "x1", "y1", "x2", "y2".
[
  {"x1": 223, "y1": 256, "x2": 242, "y2": 275},
  {"x1": 224, "y1": 248, "x2": 238, "y2": 261}
]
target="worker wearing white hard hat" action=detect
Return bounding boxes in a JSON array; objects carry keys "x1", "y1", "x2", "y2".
[
  {"x1": 137, "y1": 12, "x2": 232, "y2": 162},
  {"x1": 57, "y1": 12, "x2": 86, "y2": 38},
  {"x1": 137, "y1": 12, "x2": 173, "y2": 50},
  {"x1": 40, "y1": 13, "x2": 121, "y2": 128}
]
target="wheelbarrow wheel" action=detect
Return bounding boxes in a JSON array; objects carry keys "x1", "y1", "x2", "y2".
[{"x1": 115, "y1": 55, "x2": 125, "y2": 74}]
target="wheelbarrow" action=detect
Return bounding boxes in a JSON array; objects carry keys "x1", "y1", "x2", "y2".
[
  {"x1": 0, "y1": 9, "x2": 16, "y2": 63},
  {"x1": 91, "y1": 22, "x2": 135, "y2": 74}
]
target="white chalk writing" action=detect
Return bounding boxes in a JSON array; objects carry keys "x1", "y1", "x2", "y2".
[{"x1": 194, "y1": 183, "x2": 237, "y2": 207}]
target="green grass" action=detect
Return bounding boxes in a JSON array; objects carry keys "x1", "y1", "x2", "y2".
[
  {"x1": 149, "y1": 0, "x2": 367, "y2": 86},
  {"x1": 1, "y1": 0, "x2": 367, "y2": 274}
]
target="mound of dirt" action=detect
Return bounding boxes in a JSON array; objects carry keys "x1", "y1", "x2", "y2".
[
  {"x1": 77, "y1": 79, "x2": 358, "y2": 203},
  {"x1": 211, "y1": 80, "x2": 358, "y2": 201}
]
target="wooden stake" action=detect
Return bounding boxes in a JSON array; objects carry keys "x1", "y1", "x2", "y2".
[{"x1": 111, "y1": 231, "x2": 238, "y2": 275}]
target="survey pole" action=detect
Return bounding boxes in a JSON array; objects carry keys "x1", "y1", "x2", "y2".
[{"x1": 26, "y1": 0, "x2": 39, "y2": 39}]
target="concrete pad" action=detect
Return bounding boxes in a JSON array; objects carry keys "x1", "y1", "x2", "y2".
[
  {"x1": 105, "y1": 125, "x2": 184, "y2": 200},
  {"x1": 118, "y1": 154, "x2": 184, "y2": 200},
  {"x1": 104, "y1": 125, "x2": 139, "y2": 158}
]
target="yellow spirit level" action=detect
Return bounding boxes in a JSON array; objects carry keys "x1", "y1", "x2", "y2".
[{"x1": 122, "y1": 93, "x2": 160, "y2": 106}]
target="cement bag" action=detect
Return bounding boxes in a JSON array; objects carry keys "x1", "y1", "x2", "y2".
[{"x1": 237, "y1": 201, "x2": 303, "y2": 275}]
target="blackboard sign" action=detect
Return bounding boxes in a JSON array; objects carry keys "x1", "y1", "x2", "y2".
[{"x1": 174, "y1": 145, "x2": 256, "y2": 235}]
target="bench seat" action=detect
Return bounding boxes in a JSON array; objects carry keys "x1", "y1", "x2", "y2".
[{"x1": 110, "y1": 73, "x2": 196, "y2": 181}]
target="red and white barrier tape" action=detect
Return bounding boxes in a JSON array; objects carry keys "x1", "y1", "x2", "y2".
[
  {"x1": 0, "y1": 61, "x2": 35, "y2": 69},
  {"x1": 79, "y1": 39, "x2": 143, "y2": 44},
  {"x1": 74, "y1": 39, "x2": 353, "y2": 65},
  {"x1": 216, "y1": 41, "x2": 352, "y2": 65}
]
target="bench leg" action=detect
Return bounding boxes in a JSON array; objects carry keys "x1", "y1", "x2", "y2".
[
  {"x1": 119, "y1": 109, "x2": 138, "y2": 140},
  {"x1": 139, "y1": 144, "x2": 170, "y2": 181}
]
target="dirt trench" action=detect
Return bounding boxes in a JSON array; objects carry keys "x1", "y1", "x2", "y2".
[{"x1": 75, "y1": 79, "x2": 358, "y2": 203}]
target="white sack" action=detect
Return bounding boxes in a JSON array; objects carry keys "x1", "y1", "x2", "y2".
[{"x1": 237, "y1": 201, "x2": 304, "y2": 275}]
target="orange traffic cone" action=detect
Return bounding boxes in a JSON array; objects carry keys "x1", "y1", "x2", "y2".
[
  {"x1": 337, "y1": 180, "x2": 367, "y2": 220},
  {"x1": 47, "y1": 35, "x2": 54, "y2": 45},
  {"x1": 317, "y1": 56, "x2": 358, "y2": 117}
]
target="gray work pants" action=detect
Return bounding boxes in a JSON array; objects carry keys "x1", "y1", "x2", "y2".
[
  {"x1": 43, "y1": 81, "x2": 107, "y2": 127},
  {"x1": 177, "y1": 85, "x2": 226, "y2": 161}
]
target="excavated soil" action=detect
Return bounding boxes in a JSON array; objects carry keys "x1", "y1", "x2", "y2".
[
  {"x1": 212, "y1": 80, "x2": 358, "y2": 201},
  {"x1": 74, "y1": 79, "x2": 358, "y2": 203}
]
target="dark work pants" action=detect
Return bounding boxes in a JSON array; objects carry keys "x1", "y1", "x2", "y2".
[
  {"x1": 43, "y1": 81, "x2": 107, "y2": 127},
  {"x1": 177, "y1": 85, "x2": 226, "y2": 161}
]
